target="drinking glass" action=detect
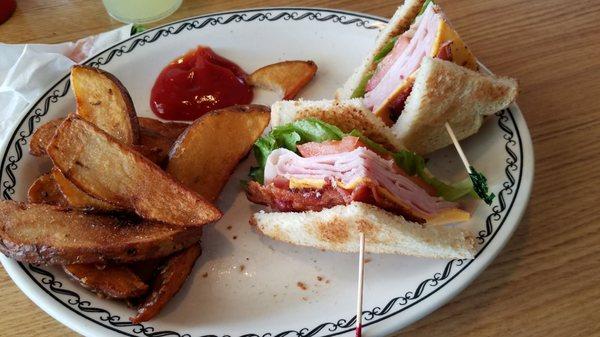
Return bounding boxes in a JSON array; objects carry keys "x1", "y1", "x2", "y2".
[{"x1": 102, "y1": 0, "x2": 182, "y2": 24}]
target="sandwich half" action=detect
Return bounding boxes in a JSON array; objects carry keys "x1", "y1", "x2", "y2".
[
  {"x1": 318, "y1": 0, "x2": 517, "y2": 154},
  {"x1": 246, "y1": 118, "x2": 476, "y2": 259}
]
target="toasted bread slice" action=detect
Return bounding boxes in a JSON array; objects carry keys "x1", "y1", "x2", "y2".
[
  {"x1": 393, "y1": 57, "x2": 518, "y2": 154},
  {"x1": 336, "y1": 0, "x2": 425, "y2": 99},
  {"x1": 130, "y1": 243, "x2": 201, "y2": 323},
  {"x1": 47, "y1": 116, "x2": 221, "y2": 227},
  {"x1": 29, "y1": 118, "x2": 64, "y2": 156},
  {"x1": 167, "y1": 105, "x2": 270, "y2": 202},
  {"x1": 249, "y1": 61, "x2": 317, "y2": 100},
  {"x1": 52, "y1": 168, "x2": 124, "y2": 212},
  {"x1": 27, "y1": 173, "x2": 69, "y2": 207},
  {"x1": 252, "y1": 202, "x2": 475, "y2": 259},
  {"x1": 71, "y1": 65, "x2": 140, "y2": 145},
  {"x1": 271, "y1": 99, "x2": 405, "y2": 152},
  {"x1": 0, "y1": 201, "x2": 204, "y2": 265},
  {"x1": 63, "y1": 264, "x2": 149, "y2": 299}
]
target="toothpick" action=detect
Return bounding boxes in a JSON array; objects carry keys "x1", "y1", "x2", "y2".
[
  {"x1": 355, "y1": 232, "x2": 365, "y2": 337},
  {"x1": 445, "y1": 122, "x2": 472, "y2": 174}
]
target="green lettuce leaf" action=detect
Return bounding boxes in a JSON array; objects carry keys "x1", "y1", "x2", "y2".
[
  {"x1": 418, "y1": 0, "x2": 434, "y2": 16},
  {"x1": 350, "y1": 71, "x2": 373, "y2": 99},
  {"x1": 391, "y1": 149, "x2": 475, "y2": 201},
  {"x1": 249, "y1": 119, "x2": 344, "y2": 183},
  {"x1": 350, "y1": 36, "x2": 399, "y2": 99},
  {"x1": 249, "y1": 119, "x2": 488, "y2": 203}
]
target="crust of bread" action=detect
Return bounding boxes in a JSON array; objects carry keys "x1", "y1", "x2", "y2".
[
  {"x1": 392, "y1": 58, "x2": 518, "y2": 154},
  {"x1": 271, "y1": 99, "x2": 405, "y2": 152},
  {"x1": 251, "y1": 202, "x2": 475, "y2": 259},
  {"x1": 336, "y1": 0, "x2": 425, "y2": 99}
]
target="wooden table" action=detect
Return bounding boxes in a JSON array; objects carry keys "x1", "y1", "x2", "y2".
[{"x1": 1, "y1": 0, "x2": 599, "y2": 336}]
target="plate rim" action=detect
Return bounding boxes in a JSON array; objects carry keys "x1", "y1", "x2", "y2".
[{"x1": 0, "y1": 7, "x2": 534, "y2": 337}]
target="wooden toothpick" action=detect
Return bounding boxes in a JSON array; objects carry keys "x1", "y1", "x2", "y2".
[
  {"x1": 445, "y1": 122, "x2": 472, "y2": 174},
  {"x1": 355, "y1": 232, "x2": 366, "y2": 337}
]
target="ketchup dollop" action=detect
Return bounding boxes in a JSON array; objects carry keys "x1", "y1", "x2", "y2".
[{"x1": 150, "y1": 46, "x2": 253, "y2": 121}]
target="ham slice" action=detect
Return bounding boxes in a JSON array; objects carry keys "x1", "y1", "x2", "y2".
[
  {"x1": 263, "y1": 146, "x2": 457, "y2": 216},
  {"x1": 364, "y1": 5, "x2": 441, "y2": 111},
  {"x1": 366, "y1": 36, "x2": 411, "y2": 92}
]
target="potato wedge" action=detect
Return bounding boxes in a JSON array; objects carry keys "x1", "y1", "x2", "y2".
[
  {"x1": 47, "y1": 116, "x2": 221, "y2": 226},
  {"x1": 0, "y1": 201, "x2": 203, "y2": 265},
  {"x1": 29, "y1": 117, "x2": 186, "y2": 166},
  {"x1": 167, "y1": 105, "x2": 270, "y2": 202},
  {"x1": 52, "y1": 168, "x2": 124, "y2": 212},
  {"x1": 138, "y1": 117, "x2": 188, "y2": 139},
  {"x1": 128, "y1": 258, "x2": 165, "y2": 284},
  {"x1": 137, "y1": 117, "x2": 188, "y2": 166},
  {"x1": 130, "y1": 243, "x2": 201, "y2": 323},
  {"x1": 29, "y1": 118, "x2": 63, "y2": 156},
  {"x1": 63, "y1": 264, "x2": 149, "y2": 299},
  {"x1": 71, "y1": 65, "x2": 140, "y2": 145},
  {"x1": 249, "y1": 60, "x2": 317, "y2": 100},
  {"x1": 27, "y1": 173, "x2": 69, "y2": 207}
]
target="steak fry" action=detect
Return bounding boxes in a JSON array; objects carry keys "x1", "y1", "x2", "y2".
[
  {"x1": 167, "y1": 105, "x2": 270, "y2": 202},
  {"x1": 71, "y1": 65, "x2": 140, "y2": 145},
  {"x1": 27, "y1": 173, "x2": 68, "y2": 207},
  {"x1": 137, "y1": 117, "x2": 188, "y2": 167},
  {"x1": 249, "y1": 60, "x2": 317, "y2": 100},
  {"x1": 63, "y1": 264, "x2": 148, "y2": 299},
  {"x1": 28, "y1": 116, "x2": 187, "y2": 166},
  {"x1": 0, "y1": 201, "x2": 203, "y2": 265},
  {"x1": 29, "y1": 118, "x2": 64, "y2": 156},
  {"x1": 47, "y1": 116, "x2": 221, "y2": 227},
  {"x1": 130, "y1": 243, "x2": 202, "y2": 323},
  {"x1": 52, "y1": 168, "x2": 124, "y2": 212}
]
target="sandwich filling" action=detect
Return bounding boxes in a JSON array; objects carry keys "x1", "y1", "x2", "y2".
[
  {"x1": 356, "y1": 2, "x2": 477, "y2": 123},
  {"x1": 247, "y1": 136, "x2": 458, "y2": 223}
]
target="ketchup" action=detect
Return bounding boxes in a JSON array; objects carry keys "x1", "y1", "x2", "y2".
[{"x1": 150, "y1": 46, "x2": 253, "y2": 121}]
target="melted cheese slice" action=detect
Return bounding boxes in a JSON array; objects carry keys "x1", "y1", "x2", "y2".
[
  {"x1": 431, "y1": 19, "x2": 478, "y2": 71},
  {"x1": 289, "y1": 178, "x2": 326, "y2": 189},
  {"x1": 289, "y1": 177, "x2": 371, "y2": 190}
]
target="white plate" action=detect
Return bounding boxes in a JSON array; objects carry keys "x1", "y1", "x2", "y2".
[{"x1": 0, "y1": 7, "x2": 533, "y2": 337}]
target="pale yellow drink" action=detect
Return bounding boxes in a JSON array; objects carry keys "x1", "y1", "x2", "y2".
[{"x1": 102, "y1": 0, "x2": 182, "y2": 24}]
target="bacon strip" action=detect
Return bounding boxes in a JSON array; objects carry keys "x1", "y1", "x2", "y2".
[{"x1": 246, "y1": 180, "x2": 425, "y2": 223}]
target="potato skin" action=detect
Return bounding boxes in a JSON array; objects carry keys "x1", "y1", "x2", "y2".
[
  {"x1": 130, "y1": 243, "x2": 202, "y2": 323},
  {"x1": 0, "y1": 201, "x2": 203, "y2": 265},
  {"x1": 27, "y1": 173, "x2": 69, "y2": 207},
  {"x1": 249, "y1": 60, "x2": 317, "y2": 100},
  {"x1": 71, "y1": 65, "x2": 140, "y2": 145},
  {"x1": 167, "y1": 104, "x2": 270, "y2": 202},
  {"x1": 29, "y1": 118, "x2": 64, "y2": 156},
  {"x1": 63, "y1": 264, "x2": 149, "y2": 299},
  {"x1": 47, "y1": 116, "x2": 222, "y2": 227}
]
